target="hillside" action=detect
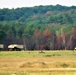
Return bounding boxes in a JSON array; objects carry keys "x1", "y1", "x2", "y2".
[
  {"x1": 0, "y1": 5, "x2": 76, "y2": 50},
  {"x1": 0, "y1": 5, "x2": 76, "y2": 24}
]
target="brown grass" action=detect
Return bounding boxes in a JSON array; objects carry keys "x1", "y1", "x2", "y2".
[{"x1": 0, "y1": 51, "x2": 76, "y2": 74}]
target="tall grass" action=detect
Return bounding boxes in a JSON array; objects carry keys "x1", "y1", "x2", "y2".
[{"x1": 0, "y1": 50, "x2": 76, "y2": 75}]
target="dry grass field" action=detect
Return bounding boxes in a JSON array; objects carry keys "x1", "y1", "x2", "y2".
[{"x1": 0, "y1": 50, "x2": 76, "y2": 75}]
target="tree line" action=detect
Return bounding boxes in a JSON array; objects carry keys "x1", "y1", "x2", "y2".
[
  {"x1": 24, "y1": 28, "x2": 76, "y2": 50},
  {"x1": 0, "y1": 25, "x2": 76, "y2": 50},
  {"x1": 0, "y1": 5, "x2": 76, "y2": 50}
]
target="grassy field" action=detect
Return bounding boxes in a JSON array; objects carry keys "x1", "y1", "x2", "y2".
[{"x1": 0, "y1": 50, "x2": 76, "y2": 75}]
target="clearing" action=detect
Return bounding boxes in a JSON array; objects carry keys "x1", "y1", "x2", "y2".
[{"x1": 0, "y1": 50, "x2": 76, "y2": 75}]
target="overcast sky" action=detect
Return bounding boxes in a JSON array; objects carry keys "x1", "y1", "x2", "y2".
[{"x1": 0, "y1": 0, "x2": 76, "y2": 9}]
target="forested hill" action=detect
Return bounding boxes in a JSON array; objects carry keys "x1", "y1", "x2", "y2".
[
  {"x1": 0, "y1": 5, "x2": 76, "y2": 50},
  {"x1": 0, "y1": 5, "x2": 76, "y2": 23}
]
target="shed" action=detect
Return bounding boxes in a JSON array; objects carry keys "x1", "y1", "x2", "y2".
[
  {"x1": 8, "y1": 44, "x2": 23, "y2": 51},
  {"x1": 0, "y1": 44, "x2": 4, "y2": 48},
  {"x1": 74, "y1": 47, "x2": 76, "y2": 50},
  {"x1": 0, "y1": 44, "x2": 4, "y2": 50}
]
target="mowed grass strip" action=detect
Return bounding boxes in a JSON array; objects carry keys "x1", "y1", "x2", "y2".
[
  {"x1": 0, "y1": 50, "x2": 76, "y2": 58},
  {"x1": 0, "y1": 70, "x2": 76, "y2": 75}
]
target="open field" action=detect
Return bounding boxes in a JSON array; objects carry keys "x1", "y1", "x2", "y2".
[{"x1": 0, "y1": 50, "x2": 76, "y2": 75}]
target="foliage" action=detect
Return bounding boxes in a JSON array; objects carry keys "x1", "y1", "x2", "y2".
[{"x1": 0, "y1": 5, "x2": 76, "y2": 50}]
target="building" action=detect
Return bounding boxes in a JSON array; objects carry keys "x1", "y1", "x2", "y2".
[
  {"x1": 0, "y1": 44, "x2": 4, "y2": 50},
  {"x1": 8, "y1": 44, "x2": 24, "y2": 51}
]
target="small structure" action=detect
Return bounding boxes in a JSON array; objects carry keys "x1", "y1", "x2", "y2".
[
  {"x1": 8, "y1": 44, "x2": 23, "y2": 51},
  {"x1": 74, "y1": 47, "x2": 76, "y2": 50},
  {"x1": 0, "y1": 44, "x2": 4, "y2": 50}
]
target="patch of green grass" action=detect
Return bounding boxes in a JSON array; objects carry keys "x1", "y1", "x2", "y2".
[
  {"x1": 59, "y1": 63, "x2": 69, "y2": 68},
  {"x1": 0, "y1": 71, "x2": 76, "y2": 75},
  {"x1": 0, "y1": 50, "x2": 76, "y2": 58}
]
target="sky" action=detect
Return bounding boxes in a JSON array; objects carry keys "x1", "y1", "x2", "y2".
[{"x1": 0, "y1": 0, "x2": 76, "y2": 9}]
